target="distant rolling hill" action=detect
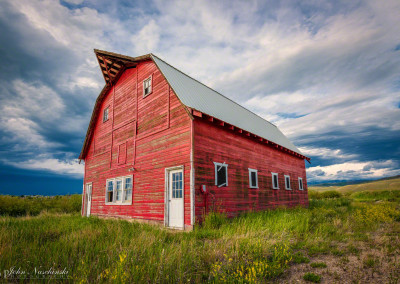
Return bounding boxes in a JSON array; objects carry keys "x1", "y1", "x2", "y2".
[{"x1": 309, "y1": 177, "x2": 400, "y2": 193}]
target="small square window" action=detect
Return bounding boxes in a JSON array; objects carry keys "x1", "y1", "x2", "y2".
[
  {"x1": 103, "y1": 107, "x2": 109, "y2": 122},
  {"x1": 285, "y1": 175, "x2": 291, "y2": 190},
  {"x1": 248, "y1": 168, "x2": 258, "y2": 188},
  {"x1": 143, "y1": 76, "x2": 152, "y2": 97},
  {"x1": 214, "y1": 162, "x2": 228, "y2": 187},
  {"x1": 298, "y1": 177, "x2": 304, "y2": 190},
  {"x1": 271, "y1": 173, "x2": 279, "y2": 189}
]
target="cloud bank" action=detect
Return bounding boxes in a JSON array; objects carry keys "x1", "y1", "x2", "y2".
[{"x1": 0, "y1": 0, "x2": 399, "y2": 184}]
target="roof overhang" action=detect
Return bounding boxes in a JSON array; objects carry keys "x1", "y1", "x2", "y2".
[{"x1": 94, "y1": 49, "x2": 151, "y2": 85}]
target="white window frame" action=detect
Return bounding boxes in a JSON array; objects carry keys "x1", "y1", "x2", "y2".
[
  {"x1": 143, "y1": 76, "x2": 152, "y2": 98},
  {"x1": 248, "y1": 168, "x2": 258, "y2": 189},
  {"x1": 103, "y1": 107, "x2": 109, "y2": 122},
  {"x1": 214, "y1": 162, "x2": 228, "y2": 187},
  {"x1": 271, "y1": 172, "x2": 279, "y2": 189},
  {"x1": 298, "y1": 177, "x2": 304, "y2": 190},
  {"x1": 105, "y1": 175, "x2": 133, "y2": 205},
  {"x1": 285, "y1": 175, "x2": 291, "y2": 190}
]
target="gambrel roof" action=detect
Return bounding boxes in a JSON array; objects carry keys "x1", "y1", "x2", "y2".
[{"x1": 79, "y1": 49, "x2": 307, "y2": 160}]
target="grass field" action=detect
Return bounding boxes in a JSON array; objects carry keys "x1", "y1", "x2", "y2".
[
  {"x1": 0, "y1": 183, "x2": 399, "y2": 283},
  {"x1": 309, "y1": 177, "x2": 400, "y2": 193}
]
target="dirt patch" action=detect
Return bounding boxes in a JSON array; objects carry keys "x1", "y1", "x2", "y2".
[{"x1": 278, "y1": 227, "x2": 400, "y2": 283}]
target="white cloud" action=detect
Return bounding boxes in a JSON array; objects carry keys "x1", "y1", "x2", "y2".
[
  {"x1": 131, "y1": 20, "x2": 160, "y2": 55},
  {"x1": 5, "y1": 158, "x2": 84, "y2": 178},
  {"x1": 307, "y1": 160, "x2": 400, "y2": 182},
  {"x1": 299, "y1": 146, "x2": 358, "y2": 160}
]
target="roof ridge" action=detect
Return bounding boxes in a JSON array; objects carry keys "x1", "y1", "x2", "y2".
[
  {"x1": 94, "y1": 49, "x2": 152, "y2": 62},
  {"x1": 150, "y1": 54, "x2": 278, "y2": 128}
]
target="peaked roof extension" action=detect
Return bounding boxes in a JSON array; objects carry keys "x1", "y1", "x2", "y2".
[{"x1": 79, "y1": 49, "x2": 307, "y2": 160}]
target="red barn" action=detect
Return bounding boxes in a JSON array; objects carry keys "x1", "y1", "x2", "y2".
[{"x1": 79, "y1": 49, "x2": 310, "y2": 230}]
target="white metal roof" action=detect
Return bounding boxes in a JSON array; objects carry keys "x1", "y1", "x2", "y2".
[{"x1": 151, "y1": 54, "x2": 302, "y2": 155}]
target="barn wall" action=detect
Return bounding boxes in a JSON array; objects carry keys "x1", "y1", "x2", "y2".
[
  {"x1": 193, "y1": 119, "x2": 308, "y2": 222},
  {"x1": 83, "y1": 60, "x2": 192, "y2": 226}
]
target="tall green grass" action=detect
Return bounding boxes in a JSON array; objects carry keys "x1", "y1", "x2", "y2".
[{"x1": 0, "y1": 193, "x2": 399, "y2": 282}]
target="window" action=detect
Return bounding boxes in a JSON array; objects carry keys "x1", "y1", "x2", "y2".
[
  {"x1": 285, "y1": 175, "x2": 291, "y2": 190},
  {"x1": 105, "y1": 176, "x2": 133, "y2": 204},
  {"x1": 172, "y1": 171, "x2": 183, "y2": 198},
  {"x1": 248, "y1": 168, "x2": 258, "y2": 188},
  {"x1": 103, "y1": 107, "x2": 109, "y2": 122},
  {"x1": 272, "y1": 173, "x2": 279, "y2": 189},
  {"x1": 124, "y1": 177, "x2": 133, "y2": 201},
  {"x1": 298, "y1": 177, "x2": 304, "y2": 190},
  {"x1": 214, "y1": 162, "x2": 228, "y2": 187},
  {"x1": 143, "y1": 76, "x2": 152, "y2": 97}
]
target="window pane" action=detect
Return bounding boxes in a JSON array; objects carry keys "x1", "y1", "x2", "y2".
[
  {"x1": 251, "y1": 172, "x2": 257, "y2": 187},
  {"x1": 107, "y1": 181, "x2": 114, "y2": 192},
  {"x1": 273, "y1": 175, "x2": 278, "y2": 188},
  {"x1": 125, "y1": 178, "x2": 132, "y2": 189},
  {"x1": 217, "y1": 166, "x2": 227, "y2": 187}
]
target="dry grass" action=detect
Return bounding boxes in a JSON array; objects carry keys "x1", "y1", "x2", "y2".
[{"x1": 309, "y1": 178, "x2": 400, "y2": 193}]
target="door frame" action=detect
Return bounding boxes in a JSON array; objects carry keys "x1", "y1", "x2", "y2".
[
  {"x1": 85, "y1": 183, "x2": 92, "y2": 217},
  {"x1": 164, "y1": 165, "x2": 184, "y2": 229}
]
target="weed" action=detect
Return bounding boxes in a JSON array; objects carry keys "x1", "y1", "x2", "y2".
[
  {"x1": 363, "y1": 255, "x2": 378, "y2": 268},
  {"x1": 303, "y1": 272, "x2": 321, "y2": 283},
  {"x1": 310, "y1": 262, "x2": 327, "y2": 268},
  {"x1": 202, "y1": 212, "x2": 227, "y2": 229},
  {"x1": 292, "y1": 252, "x2": 310, "y2": 264}
]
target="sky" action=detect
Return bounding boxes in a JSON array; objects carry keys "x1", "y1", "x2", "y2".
[{"x1": 0, "y1": 0, "x2": 399, "y2": 195}]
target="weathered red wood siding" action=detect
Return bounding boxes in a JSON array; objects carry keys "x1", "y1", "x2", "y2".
[
  {"x1": 83, "y1": 60, "x2": 192, "y2": 226},
  {"x1": 193, "y1": 119, "x2": 308, "y2": 222}
]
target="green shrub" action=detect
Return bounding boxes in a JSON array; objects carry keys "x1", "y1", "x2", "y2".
[
  {"x1": 292, "y1": 252, "x2": 310, "y2": 264},
  {"x1": 303, "y1": 272, "x2": 321, "y2": 283},
  {"x1": 0, "y1": 195, "x2": 82, "y2": 216},
  {"x1": 321, "y1": 191, "x2": 342, "y2": 199},
  {"x1": 309, "y1": 190, "x2": 342, "y2": 200}
]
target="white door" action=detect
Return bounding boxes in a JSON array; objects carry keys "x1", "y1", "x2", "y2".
[
  {"x1": 85, "y1": 183, "x2": 92, "y2": 217},
  {"x1": 168, "y1": 169, "x2": 184, "y2": 228}
]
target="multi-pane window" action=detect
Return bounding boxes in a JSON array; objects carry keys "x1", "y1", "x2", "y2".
[
  {"x1": 285, "y1": 175, "x2": 291, "y2": 190},
  {"x1": 124, "y1": 177, "x2": 133, "y2": 201},
  {"x1": 172, "y1": 171, "x2": 183, "y2": 198},
  {"x1": 143, "y1": 76, "x2": 152, "y2": 97},
  {"x1": 103, "y1": 107, "x2": 109, "y2": 122},
  {"x1": 105, "y1": 176, "x2": 133, "y2": 204},
  {"x1": 248, "y1": 168, "x2": 258, "y2": 188},
  {"x1": 298, "y1": 178, "x2": 304, "y2": 190},
  {"x1": 214, "y1": 162, "x2": 228, "y2": 187},
  {"x1": 272, "y1": 173, "x2": 279, "y2": 189}
]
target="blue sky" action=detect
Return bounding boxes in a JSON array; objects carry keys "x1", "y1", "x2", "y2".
[{"x1": 0, "y1": 0, "x2": 399, "y2": 195}]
